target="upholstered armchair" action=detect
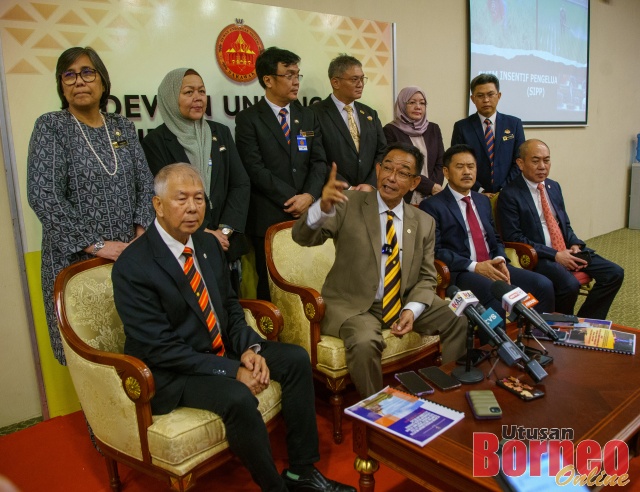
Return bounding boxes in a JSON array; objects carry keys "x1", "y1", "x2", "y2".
[
  {"x1": 265, "y1": 221, "x2": 445, "y2": 444},
  {"x1": 54, "y1": 257, "x2": 284, "y2": 492}
]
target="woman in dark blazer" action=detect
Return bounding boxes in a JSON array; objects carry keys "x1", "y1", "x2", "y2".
[
  {"x1": 383, "y1": 86, "x2": 444, "y2": 204},
  {"x1": 143, "y1": 68, "x2": 250, "y2": 290}
]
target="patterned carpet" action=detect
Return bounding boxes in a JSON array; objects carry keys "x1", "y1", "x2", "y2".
[{"x1": 575, "y1": 228, "x2": 640, "y2": 328}]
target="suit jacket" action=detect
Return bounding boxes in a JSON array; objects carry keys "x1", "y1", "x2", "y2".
[
  {"x1": 419, "y1": 186, "x2": 505, "y2": 272},
  {"x1": 142, "y1": 120, "x2": 250, "y2": 233},
  {"x1": 112, "y1": 222, "x2": 263, "y2": 414},
  {"x1": 292, "y1": 191, "x2": 438, "y2": 337},
  {"x1": 235, "y1": 98, "x2": 327, "y2": 236},
  {"x1": 383, "y1": 122, "x2": 445, "y2": 199},
  {"x1": 451, "y1": 112, "x2": 524, "y2": 193},
  {"x1": 311, "y1": 96, "x2": 386, "y2": 187},
  {"x1": 497, "y1": 174, "x2": 586, "y2": 261}
]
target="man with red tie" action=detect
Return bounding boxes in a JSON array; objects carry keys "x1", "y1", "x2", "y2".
[
  {"x1": 420, "y1": 144, "x2": 554, "y2": 341},
  {"x1": 112, "y1": 164, "x2": 354, "y2": 492},
  {"x1": 497, "y1": 139, "x2": 624, "y2": 319}
]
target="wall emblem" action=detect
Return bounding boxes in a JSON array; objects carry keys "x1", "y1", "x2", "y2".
[{"x1": 215, "y1": 20, "x2": 264, "y2": 83}]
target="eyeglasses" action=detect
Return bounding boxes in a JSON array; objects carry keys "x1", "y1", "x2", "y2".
[
  {"x1": 406, "y1": 101, "x2": 427, "y2": 107},
  {"x1": 61, "y1": 68, "x2": 98, "y2": 86},
  {"x1": 379, "y1": 163, "x2": 417, "y2": 181},
  {"x1": 336, "y1": 76, "x2": 368, "y2": 85},
  {"x1": 271, "y1": 73, "x2": 303, "y2": 81},
  {"x1": 473, "y1": 92, "x2": 498, "y2": 101}
]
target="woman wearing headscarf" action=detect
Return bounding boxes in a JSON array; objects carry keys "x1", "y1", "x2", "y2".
[
  {"x1": 27, "y1": 46, "x2": 155, "y2": 364},
  {"x1": 142, "y1": 68, "x2": 250, "y2": 291},
  {"x1": 383, "y1": 86, "x2": 445, "y2": 204}
]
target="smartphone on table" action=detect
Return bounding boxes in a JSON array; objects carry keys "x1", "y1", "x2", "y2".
[
  {"x1": 418, "y1": 366, "x2": 461, "y2": 391},
  {"x1": 395, "y1": 370, "x2": 435, "y2": 396}
]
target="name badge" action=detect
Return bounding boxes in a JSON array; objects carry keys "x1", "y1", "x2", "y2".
[
  {"x1": 297, "y1": 135, "x2": 308, "y2": 151},
  {"x1": 112, "y1": 139, "x2": 129, "y2": 149}
]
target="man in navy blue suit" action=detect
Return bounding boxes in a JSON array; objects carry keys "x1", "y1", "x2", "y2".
[
  {"x1": 497, "y1": 139, "x2": 624, "y2": 319},
  {"x1": 420, "y1": 144, "x2": 554, "y2": 341},
  {"x1": 451, "y1": 74, "x2": 524, "y2": 196}
]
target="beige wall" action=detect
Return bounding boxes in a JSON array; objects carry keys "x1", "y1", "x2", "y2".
[
  {"x1": 0, "y1": 127, "x2": 41, "y2": 427},
  {"x1": 2, "y1": 0, "x2": 640, "y2": 425}
]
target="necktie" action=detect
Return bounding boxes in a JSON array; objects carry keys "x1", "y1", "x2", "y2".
[
  {"x1": 344, "y1": 105, "x2": 360, "y2": 152},
  {"x1": 382, "y1": 211, "x2": 401, "y2": 324},
  {"x1": 183, "y1": 247, "x2": 225, "y2": 356},
  {"x1": 537, "y1": 183, "x2": 566, "y2": 251},
  {"x1": 462, "y1": 196, "x2": 490, "y2": 262},
  {"x1": 484, "y1": 119, "x2": 495, "y2": 186},
  {"x1": 279, "y1": 108, "x2": 290, "y2": 145}
]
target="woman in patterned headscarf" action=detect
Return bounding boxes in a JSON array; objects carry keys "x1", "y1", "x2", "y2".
[
  {"x1": 27, "y1": 47, "x2": 155, "y2": 364},
  {"x1": 383, "y1": 86, "x2": 445, "y2": 204}
]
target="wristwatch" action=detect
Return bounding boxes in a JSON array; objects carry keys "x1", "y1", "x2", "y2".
[
  {"x1": 221, "y1": 226, "x2": 234, "y2": 237},
  {"x1": 91, "y1": 239, "x2": 105, "y2": 255}
]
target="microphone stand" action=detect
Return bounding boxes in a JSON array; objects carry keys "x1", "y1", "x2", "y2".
[
  {"x1": 451, "y1": 318, "x2": 484, "y2": 384},
  {"x1": 514, "y1": 316, "x2": 552, "y2": 362}
]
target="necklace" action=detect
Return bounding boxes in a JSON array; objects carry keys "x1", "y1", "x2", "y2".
[{"x1": 71, "y1": 112, "x2": 118, "y2": 176}]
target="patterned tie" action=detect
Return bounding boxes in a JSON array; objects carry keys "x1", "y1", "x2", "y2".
[
  {"x1": 537, "y1": 183, "x2": 566, "y2": 251},
  {"x1": 382, "y1": 211, "x2": 401, "y2": 324},
  {"x1": 183, "y1": 247, "x2": 225, "y2": 356},
  {"x1": 279, "y1": 108, "x2": 290, "y2": 145},
  {"x1": 344, "y1": 105, "x2": 360, "y2": 152},
  {"x1": 462, "y1": 196, "x2": 490, "y2": 262},
  {"x1": 484, "y1": 119, "x2": 495, "y2": 186}
]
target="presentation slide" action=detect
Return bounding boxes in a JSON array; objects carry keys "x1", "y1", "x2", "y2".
[{"x1": 469, "y1": 0, "x2": 589, "y2": 125}]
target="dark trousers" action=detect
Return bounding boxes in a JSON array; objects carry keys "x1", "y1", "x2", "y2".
[
  {"x1": 180, "y1": 342, "x2": 319, "y2": 492},
  {"x1": 251, "y1": 235, "x2": 271, "y2": 301},
  {"x1": 535, "y1": 254, "x2": 624, "y2": 320},
  {"x1": 452, "y1": 264, "x2": 555, "y2": 344}
]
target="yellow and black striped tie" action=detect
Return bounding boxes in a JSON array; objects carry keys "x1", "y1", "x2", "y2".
[{"x1": 382, "y1": 211, "x2": 401, "y2": 324}]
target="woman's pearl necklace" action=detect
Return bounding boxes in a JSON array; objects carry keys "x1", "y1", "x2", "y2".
[{"x1": 71, "y1": 112, "x2": 118, "y2": 176}]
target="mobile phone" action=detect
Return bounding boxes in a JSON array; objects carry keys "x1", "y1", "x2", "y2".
[
  {"x1": 571, "y1": 250, "x2": 592, "y2": 265},
  {"x1": 496, "y1": 376, "x2": 545, "y2": 401},
  {"x1": 395, "y1": 371, "x2": 435, "y2": 396},
  {"x1": 466, "y1": 390, "x2": 502, "y2": 419},
  {"x1": 418, "y1": 366, "x2": 462, "y2": 391},
  {"x1": 455, "y1": 348, "x2": 490, "y2": 366}
]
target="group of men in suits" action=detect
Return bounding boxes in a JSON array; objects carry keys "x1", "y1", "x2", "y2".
[{"x1": 236, "y1": 48, "x2": 388, "y2": 300}]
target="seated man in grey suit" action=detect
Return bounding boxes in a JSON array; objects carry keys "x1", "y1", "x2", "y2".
[
  {"x1": 311, "y1": 54, "x2": 386, "y2": 191},
  {"x1": 293, "y1": 143, "x2": 467, "y2": 398},
  {"x1": 112, "y1": 164, "x2": 354, "y2": 492}
]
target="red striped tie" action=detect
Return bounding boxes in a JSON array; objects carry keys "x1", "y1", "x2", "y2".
[
  {"x1": 183, "y1": 247, "x2": 225, "y2": 356},
  {"x1": 484, "y1": 119, "x2": 495, "y2": 186},
  {"x1": 279, "y1": 108, "x2": 290, "y2": 145}
]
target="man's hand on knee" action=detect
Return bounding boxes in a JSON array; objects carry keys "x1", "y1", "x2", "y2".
[{"x1": 391, "y1": 309, "x2": 414, "y2": 337}]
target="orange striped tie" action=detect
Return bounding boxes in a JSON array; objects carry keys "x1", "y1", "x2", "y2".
[
  {"x1": 382, "y1": 211, "x2": 401, "y2": 324},
  {"x1": 183, "y1": 247, "x2": 225, "y2": 356}
]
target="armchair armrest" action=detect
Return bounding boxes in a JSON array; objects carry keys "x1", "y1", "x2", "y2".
[
  {"x1": 504, "y1": 242, "x2": 538, "y2": 271},
  {"x1": 434, "y1": 259, "x2": 450, "y2": 299},
  {"x1": 239, "y1": 299, "x2": 284, "y2": 341}
]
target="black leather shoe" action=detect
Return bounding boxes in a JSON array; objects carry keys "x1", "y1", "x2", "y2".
[{"x1": 281, "y1": 468, "x2": 356, "y2": 492}]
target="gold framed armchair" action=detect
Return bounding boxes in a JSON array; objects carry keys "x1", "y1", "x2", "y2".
[
  {"x1": 54, "y1": 257, "x2": 284, "y2": 492},
  {"x1": 265, "y1": 221, "x2": 445, "y2": 444}
]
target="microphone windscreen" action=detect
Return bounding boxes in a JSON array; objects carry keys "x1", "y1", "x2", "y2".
[
  {"x1": 490, "y1": 279, "x2": 512, "y2": 300},
  {"x1": 446, "y1": 285, "x2": 461, "y2": 299}
]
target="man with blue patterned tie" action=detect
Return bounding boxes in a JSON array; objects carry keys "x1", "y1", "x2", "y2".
[
  {"x1": 293, "y1": 143, "x2": 466, "y2": 397},
  {"x1": 236, "y1": 47, "x2": 327, "y2": 300}
]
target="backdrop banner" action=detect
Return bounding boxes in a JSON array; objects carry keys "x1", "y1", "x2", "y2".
[{"x1": 0, "y1": 0, "x2": 393, "y2": 416}]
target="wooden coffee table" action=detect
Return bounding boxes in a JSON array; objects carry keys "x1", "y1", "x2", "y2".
[{"x1": 352, "y1": 325, "x2": 640, "y2": 491}]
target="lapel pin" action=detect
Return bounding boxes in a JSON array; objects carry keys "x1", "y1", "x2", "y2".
[
  {"x1": 219, "y1": 145, "x2": 226, "y2": 151},
  {"x1": 115, "y1": 130, "x2": 121, "y2": 137},
  {"x1": 212, "y1": 136, "x2": 217, "y2": 141},
  {"x1": 504, "y1": 129, "x2": 511, "y2": 134},
  {"x1": 367, "y1": 115, "x2": 373, "y2": 121},
  {"x1": 359, "y1": 109, "x2": 365, "y2": 115},
  {"x1": 407, "y1": 228, "x2": 412, "y2": 234},
  {"x1": 294, "y1": 119, "x2": 299, "y2": 124},
  {"x1": 203, "y1": 253, "x2": 208, "y2": 258}
]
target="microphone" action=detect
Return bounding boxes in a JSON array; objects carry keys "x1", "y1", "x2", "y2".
[
  {"x1": 490, "y1": 281, "x2": 559, "y2": 341},
  {"x1": 447, "y1": 286, "x2": 521, "y2": 366},
  {"x1": 447, "y1": 285, "x2": 548, "y2": 383}
]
